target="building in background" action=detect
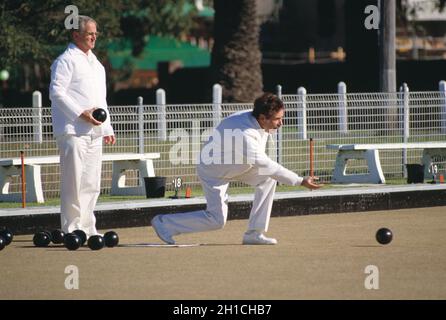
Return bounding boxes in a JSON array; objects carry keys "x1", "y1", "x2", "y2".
[
  {"x1": 107, "y1": 36, "x2": 211, "y2": 91},
  {"x1": 397, "y1": 0, "x2": 446, "y2": 60},
  {"x1": 260, "y1": 0, "x2": 347, "y2": 65}
]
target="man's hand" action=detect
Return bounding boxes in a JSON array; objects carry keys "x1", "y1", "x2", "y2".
[
  {"x1": 301, "y1": 176, "x2": 323, "y2": 190},
  {"x1": 104, "y1": 135, "x2": 116, "y2": 145},
  {"x1": 80, "y1": 108, "x2": 102, "y2": 126}
]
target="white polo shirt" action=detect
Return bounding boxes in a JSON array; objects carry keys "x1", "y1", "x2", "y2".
[
  {"x1": 198, "y1": 110, "x2": 303, "y2": 186},
  {"x1": 49, "y1": 43, "x2": 114, "y2": 137}
]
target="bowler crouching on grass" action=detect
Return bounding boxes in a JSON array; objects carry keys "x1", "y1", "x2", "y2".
[{"x1": 151, "y1": 93, "x2": 322, "y2": 245}]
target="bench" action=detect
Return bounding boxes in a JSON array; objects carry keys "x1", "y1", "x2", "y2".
[
  {"x1": 0, "y1": 153, "x2": 160, "y2": 203},
  {"x1": 327, "y1": 142, "x2": 446, "y2": 184}
]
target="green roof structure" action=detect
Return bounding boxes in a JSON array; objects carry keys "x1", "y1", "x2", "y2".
[
  {"x1": 182, "y1": 3, "x2": 215, "y2": 18},
  {"x1": 107, "y1": 35, "x2": 211, "y2": 70}
]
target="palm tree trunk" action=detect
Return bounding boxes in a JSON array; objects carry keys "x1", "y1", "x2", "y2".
[{"x1": 211, "y1": 0, "x2": 263, "y2": 102}]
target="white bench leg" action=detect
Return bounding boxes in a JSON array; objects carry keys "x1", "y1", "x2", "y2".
[
  {"x1": 111, "y1": 160, "x2": 155, "y2": 196},
  {"x1": 331, "y1": 149, "x2": 386, "y2": 184},
  {"x1": 26, "y1": 165, "x2": 45, "y2": 203},
  {"x1": 0, "y1": 165, "x2": 44, "y2": 203},
  {"x1": 422, "y1": 148, "x2": 446, "y2": 179},
  {"x1": 0, "y1": 166, "x2": 15, "y2": 200}
]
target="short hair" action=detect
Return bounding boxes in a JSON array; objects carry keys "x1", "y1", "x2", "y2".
[
  {"x1": 72, "y1": 15, "x2": 97, "y2": 34},
  {"x1": 252, "y1": 93, "x2": 284, "y2": 119}
]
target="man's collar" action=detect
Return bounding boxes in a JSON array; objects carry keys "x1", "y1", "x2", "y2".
[
  {"x1": 250, "y1": 112, "x2": 267, "y2": 132},
  {"x1": 68, "y1": 43, "x2": 92, "y2": 57}
]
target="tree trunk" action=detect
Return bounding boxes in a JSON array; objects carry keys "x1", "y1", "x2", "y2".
[
  {"x1": 379, "y1": 0, "x2": 396, "y2": 93},
  {"x1": 211, "y1": 0, "x2": 263, "y2": 102}
]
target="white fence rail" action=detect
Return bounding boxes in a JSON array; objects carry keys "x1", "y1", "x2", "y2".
[{"x1": 1, "y1": 85, "x2": 446, "y2": 200}]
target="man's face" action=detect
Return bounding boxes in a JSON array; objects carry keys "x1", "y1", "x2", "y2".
[
  {"x1": 258, "y1": 109, "x2": 284, "y2": 132},
  {"x1": 73, "y1": 21, "x2": 98, "y2": 53}
]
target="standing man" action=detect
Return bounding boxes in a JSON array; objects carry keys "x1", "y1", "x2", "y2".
[
  {"x1": 49, "y1": 15, "x2": 115, "y2": 237},
  {"x1": 152, "y1": 93, "x2": 321, "y2": 245}
]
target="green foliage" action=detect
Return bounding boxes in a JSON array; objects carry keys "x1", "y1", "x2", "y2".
[
  {"x1": 0, "y1": 1, "x2": 122, "y2": 70},
  {"x1": 120, "y1": 0, "x2": 197, "y2": 56},
  {"x1": 0, "y1": 0, "x2": 199, "y2": 90}
]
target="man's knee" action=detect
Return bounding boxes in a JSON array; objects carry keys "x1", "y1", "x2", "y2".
[{"x1": 205, "y1": 210, "x2": 227, "y2": 230}]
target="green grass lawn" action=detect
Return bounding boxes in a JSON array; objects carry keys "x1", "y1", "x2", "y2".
[{"x1": 2, "y1": 126, "x2": 442, "y2": 209}]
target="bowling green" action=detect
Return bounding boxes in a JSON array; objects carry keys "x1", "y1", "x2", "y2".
[{"x1": 1, "y1": 206, "x2": 445, "y2": 299}]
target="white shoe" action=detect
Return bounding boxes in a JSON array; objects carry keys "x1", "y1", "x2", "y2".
[
  {"x1": 151, "y1": 215, "x2": 175, "y2": 245},
  {"x1": 242, "y1": 231, "x2": 277, "y2": 245}
]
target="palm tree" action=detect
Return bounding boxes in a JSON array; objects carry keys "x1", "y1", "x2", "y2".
[{"x1": 211, "y1": 0, "x2": 263, "y2": 102}]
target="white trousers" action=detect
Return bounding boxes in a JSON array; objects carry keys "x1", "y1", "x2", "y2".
[
  {"x1": 57, "y1": 135, "x2": 103, "y2": 237},
  {"x1": 160, "y1": 166, "x2": 277, "y2": 237}
]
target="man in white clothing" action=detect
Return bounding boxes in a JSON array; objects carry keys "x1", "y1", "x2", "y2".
[
  {"x1": 151, "y1": 93, "x2": 321, "y2": 245},
  {"x1": 49, "y1": 15, "x2": 115, "y2": 237}
]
